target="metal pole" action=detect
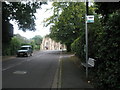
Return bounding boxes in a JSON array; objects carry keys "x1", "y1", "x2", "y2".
[{"x1": 85, "y1": 0, "x2": 88, "y2": 78}]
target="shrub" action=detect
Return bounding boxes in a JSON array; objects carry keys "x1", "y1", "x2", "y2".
[
  {"x1": 71, "y1": 34, "x2": 85, "y2": 62},
  {"x1": 71, "y1": 11, "x2": 120, "y2": 88},
  {"x1": 90, "y1": 11, "x2": 120, "y2": 88},
  {"x1": 3, "y1": 36, "x2": 22, "y2": 56}
]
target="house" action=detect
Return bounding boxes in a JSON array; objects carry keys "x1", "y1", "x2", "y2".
[{"x1": 41, "y1": 37, "x2": 66, "y2": 50}]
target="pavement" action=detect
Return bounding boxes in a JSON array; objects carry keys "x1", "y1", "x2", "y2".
[
  {"x1": 2, "y1": 56, "x2": 16, "y2": 61},
  {"x1": 60, "y1": 53, "x2": 93, "y2": 88}
]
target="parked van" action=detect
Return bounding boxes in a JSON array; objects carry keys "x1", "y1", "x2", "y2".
[{"x1": 16, "y1": 45, "x2": 33, "y2": 57}]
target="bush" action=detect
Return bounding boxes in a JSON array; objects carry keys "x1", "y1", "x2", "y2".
[
  {"x1": 71, "y1": 11, "x2": 120, "y2": 88},
  {"x1": 2, "y1": 37, "x2": 21, "y2": 56},
  {"x1": 71, "y1": 34, "x2": 85, "y2": 62},
  {"x1": 90, "y1": 11, "x2": 120, "y2": 88},
  {"x1": 10, "y1": 37, "x2": 21, "y2": 55}
]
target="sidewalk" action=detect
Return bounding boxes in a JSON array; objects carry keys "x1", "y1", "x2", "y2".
[
  {"x1": 61, "y1": 55, "x2": 93, "y2": 88},
  {"x1": 2, "y1": 56, "x2": 16, "y2": 61}
]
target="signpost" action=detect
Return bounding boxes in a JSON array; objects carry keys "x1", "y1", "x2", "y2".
[
  {"x1": 87, "y1": 15, "x2": 94, "y2": 23},
  {"x1": 85, "y1": 0, "x2": 88, "y2": 78},
  {"x1": 85, "y1": 0, "x2": 94, "y2": 78}
]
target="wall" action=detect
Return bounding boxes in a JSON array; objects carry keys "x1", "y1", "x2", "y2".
[{"x1": 41, "y1": 37, "x2": 66, "y2": 50}]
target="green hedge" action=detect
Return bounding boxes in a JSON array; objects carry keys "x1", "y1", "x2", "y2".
[
  {"x1": 71, "y1": 34, "x2": 85, "y2": 62},
  {"x1": 71, "y1": 11, "x2": 120, "y2": 88},
  {"x1": 91, "y1": 11, "x2": 120, "y2": 88},
  {"x1": 2, "y1": 37, "x2": 21, "y2": 56}
]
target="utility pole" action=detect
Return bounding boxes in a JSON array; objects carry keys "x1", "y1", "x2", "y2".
[{"x1": 85, "y1": 0, "x2": 89, "y2": 78}]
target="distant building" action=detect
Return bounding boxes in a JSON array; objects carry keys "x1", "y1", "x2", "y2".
[{"x1": 41, "y1": 37, "x2": 66, "y2": 50}]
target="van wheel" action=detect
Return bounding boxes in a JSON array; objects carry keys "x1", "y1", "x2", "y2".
[
  {"x1": 30, "y1": 53, "x2": 32, "y2": 56},
  {"x1": 26, "y1": 53, "x2": 29, "y2": 57},
  {"x1": 17, "y1": 55, "x2": 20, "y2": 57}
]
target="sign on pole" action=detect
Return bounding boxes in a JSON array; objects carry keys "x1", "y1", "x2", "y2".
[{"x1": 86, "y1": 15, "x2": 94, "y2": 23}]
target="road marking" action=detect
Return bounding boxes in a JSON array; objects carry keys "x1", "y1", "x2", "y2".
[
  {"x1": 57, "y1": 51, "x2": 63, "y2": 88},
  {"x1": 2, "y1": 60, "x2": 26, "y2": 71},
  {"x1": 2, "y1": 57, "x2": 34, "y2": 71},
  {"x1": 58, "y1": 58, "x2": 62, "y2": 88},
  {"x1": 56, "y1": 53, "x2": 75, "y2": 88},
  {"x1": 13, "y1": 71, "x2": 27, "y2": 75},
  {"x1": 51, "y1": 62, "x2": 59, "y2": 88},
  {"x1": 51, "y1": 51, "x2": 63, "y2": 88},
  {"x1": 60, "y1": 54, "x2": 75, "y2": 58},
  {"x1": 2, "y1": 54, "x2": 45, "y2": 71}
]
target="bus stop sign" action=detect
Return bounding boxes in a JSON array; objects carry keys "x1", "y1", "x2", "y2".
[{"x1": 86, "y1": 15, "x2": 94, "y2": 23}]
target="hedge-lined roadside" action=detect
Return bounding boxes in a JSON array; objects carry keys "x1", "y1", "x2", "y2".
[{"x1": 71, "y1": 11, "x2": 120, "y2": 88}]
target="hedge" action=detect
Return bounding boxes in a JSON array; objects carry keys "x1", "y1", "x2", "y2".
[{"x1": 71, "y1": 11, "x2": 120, "y2": 88}]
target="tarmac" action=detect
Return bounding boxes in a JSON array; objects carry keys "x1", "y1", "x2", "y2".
[
  {"x1": 60, "y1": 54, "x2": 93, "y2": 89},
  {"x1": 2, "y1": 51, "x2": 94, "y2": 89}
]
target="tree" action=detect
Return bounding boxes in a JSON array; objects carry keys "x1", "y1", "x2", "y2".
[
  {"x1": 2, "y1": 1, "x2": 46, "y2": 43},
  {"x1": 3, "y1": 2, "x2": 42, "y2": 31},
  {"x1": 32, "y1": 35, "x2": 42, "y2": 45},
  {"x1": 45, "y1": 2, "x2": 86, "y2": 52},
  {"x1": 2, "y1": 34, "x2": 31, "y2": 56},
  {"x1": 95, "y1": 2, "x2": 120, "y2": 22},
  {"x1": 31, "y1": 35, "x2": 43, "y2": 50},
  {"x1": 14, "y1": 34, "x2": 31, "y2": 44}
]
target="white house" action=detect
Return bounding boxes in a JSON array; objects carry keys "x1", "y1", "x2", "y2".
[{"x1": 41, "y1": 37, "x2": 66, "y2": 50}]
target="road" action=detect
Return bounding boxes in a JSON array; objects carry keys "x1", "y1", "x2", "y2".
[{"x1": 2, "y1": 50, "x2": 61, "y2": 88}]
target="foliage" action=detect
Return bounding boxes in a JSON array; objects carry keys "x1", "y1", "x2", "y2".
[
  {"x1": 2, "y1": 36, "x2": 21, "y2": 56},
  {"x1": 9, "y1": 36, "x2": 21, "y2": 55},
  {"x1": 2, "y1": 1, "x2": 46, "y2": 43},
  {"x1": 71, "y1": 2, "x2": 120, "y2": 88},
  {"x1": 31, "y1": 35, "x2": 43, "y2": 50},
  {"x1": 32, "y1": 35, "x2": 42, "y2": 45},
  {"x1": 95, "y1": 2, "x2": 120, "y2": 22},
  {"x1": 2, "y1": 2, "x2": 46, "y2": 31},
  {"x1": 71, "y1": 37, "x2": 85, "y2": 61},
  {"x1": 45, "y1": 2, "x2": 86, "y2": 52},
  {"x1": 90, "y1": 10, "x2": 120, "y2": 88},
  {"x1": 71, "y1": 13, "x2": 102, "y2": 61},
  {"x1": 2, "y1": 34, "x2": 32, "y2": 56},
  {"x1": 15, "y1": 34, "x2": 31, "y2": 44}
]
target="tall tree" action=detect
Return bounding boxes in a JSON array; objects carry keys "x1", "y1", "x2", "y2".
[
  {"x1": 45, "y1": 2, "x2": 86, "y2": 51},
  {"x1": 32, "y1": 35, "x2": 42, "y2": 45},
  {"x1": 2, "y1": 1, "x2": 46, "y2": 43},
  {"x1": 95, "y1": 2, "x2": 120, "y2": 22}
]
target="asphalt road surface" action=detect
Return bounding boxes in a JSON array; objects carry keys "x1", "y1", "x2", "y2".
[{"x1": 2, "y1": 50, "x2": 61, "y2": 88}]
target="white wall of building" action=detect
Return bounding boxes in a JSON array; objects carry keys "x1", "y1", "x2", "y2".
[{"x1": 41, "y1": 37, "x2": 66, "y2": 50}]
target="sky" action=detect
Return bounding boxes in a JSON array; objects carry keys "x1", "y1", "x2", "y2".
[{"x1": 10, "y1": 2, "x2": 53, "y2": 39}]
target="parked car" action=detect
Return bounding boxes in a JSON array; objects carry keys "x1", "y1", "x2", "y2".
[{"x1": 17, "y1": 45, "x2": 33, "y2": 57}]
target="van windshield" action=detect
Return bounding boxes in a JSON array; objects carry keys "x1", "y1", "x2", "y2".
[{"x1": 20, "y1": 47, "x2": 28, "y2": 50}]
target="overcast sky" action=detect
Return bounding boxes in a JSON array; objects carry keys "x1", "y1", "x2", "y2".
[{"x1": 10, "y1": 2, "x2": 53, "y2": 39}]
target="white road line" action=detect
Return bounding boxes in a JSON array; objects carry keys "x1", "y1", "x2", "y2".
[
  {"x1": 2, "y1": 60, "x2": 26, "y2": 71},
  {"x1": 57, "y1": 52, "x2": 63, "y2": 88},
  {"x1": 2, "y1": 54, "x2": 45, "y2": 71},
  {"x1": 51, "y1": 52, "x2": 62, "y2": 88},
  {"x1": 51, "y1": 61, "x2": 59, "y2": 88}
]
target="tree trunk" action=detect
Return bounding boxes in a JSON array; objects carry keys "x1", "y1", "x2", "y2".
[{"x1": 66, "y1": 43, "x2": 71, "y2": 52}]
